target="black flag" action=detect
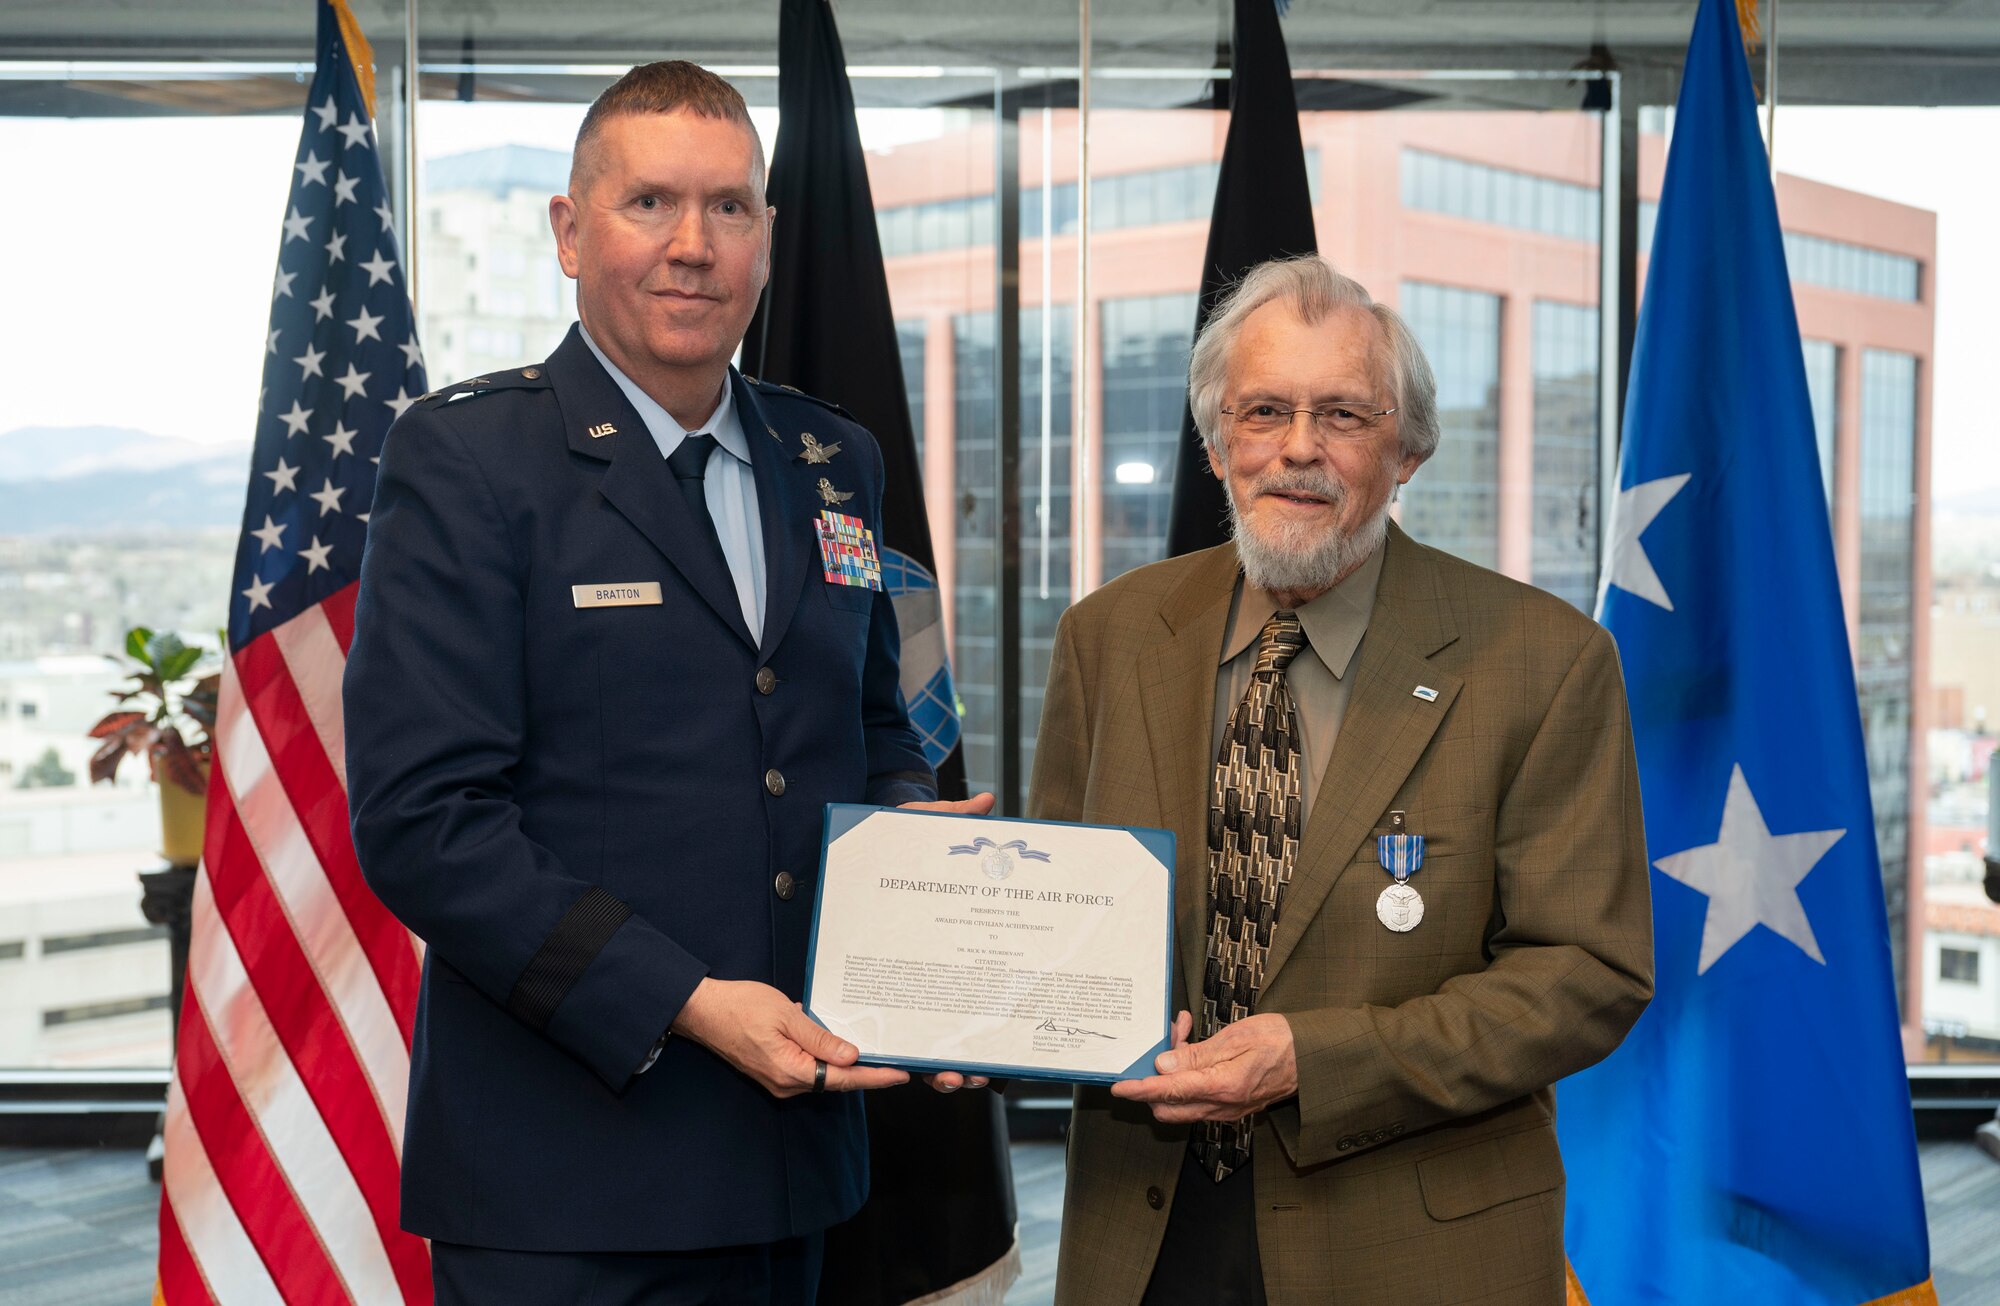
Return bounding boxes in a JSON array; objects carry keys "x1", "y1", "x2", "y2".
[
  {"x1": 741, "y1": 3, "x2": 1019, "y2": 1302},
  {"x1": 742, "y1": 0, "x2": 968, "y2": 807},
  {"x1": 1163, "y1": 0, "x2": 1318, "y2": 557}
]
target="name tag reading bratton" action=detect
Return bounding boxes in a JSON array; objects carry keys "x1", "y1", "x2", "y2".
[{"x1": 571, "y1": 582, "x2": 663, "y2": 608}]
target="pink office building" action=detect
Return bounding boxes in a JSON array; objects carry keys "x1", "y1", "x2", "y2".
[{"x1": 863, "y1": 109, "x2": 1936, "y2": 1031}]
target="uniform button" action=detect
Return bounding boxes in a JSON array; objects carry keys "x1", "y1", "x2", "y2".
[
  {"x1": 755, "y1": 666, "x2": 777, "y2": 695},
  {"x1": 765, "y1": 768, "x2": 786, "y2": 796},
  {"x1": 1390, "y1": 1123, "x2": 1405, "y2": 1136},
  {"x1": 1145, "y1": 1186, "x2": 1164, "y2": 1210},
  {"x1": 521, "y1": 367, "x2": 541, "y2": 379},
  {"x1": 1336, "y1": 1137, "x2": 1353, "y2": 1151},
  {"x1": 774, "y1": 872, "x2": 796, "y2": 901}
]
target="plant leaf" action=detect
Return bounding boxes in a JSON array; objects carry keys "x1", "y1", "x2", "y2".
[
  {"x1": 89, "y1": 736, "x2": 130, "y2": 785},
  {"x1": 161, "y1": 648, "x2": 195, "y2": 683},
  {"x1": 88, "y1": 709, "x2": 148, "y2": 740},
  {"x1": 182, "y1": 675, "x2": 221, "y2": 739},
  {"x1": 153, "y1": 728, "x2": 207, "y2": 797},
  {"x1": 147, "y1": 631, "x2": 189, "y2": 673},
  {"x1": 126, "y1": 627, "x2": 155, "y2": 664}
]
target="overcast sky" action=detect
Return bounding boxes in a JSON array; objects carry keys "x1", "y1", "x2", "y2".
[{"x1": 0, "y1": 102, "x2": 1991, "y2": 496}]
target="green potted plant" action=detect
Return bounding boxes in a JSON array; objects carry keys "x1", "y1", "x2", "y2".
[{"x1": 87, "y1": 627, "x2": 221, "y2": 868}]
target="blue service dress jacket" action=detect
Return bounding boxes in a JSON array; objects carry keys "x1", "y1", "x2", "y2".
[{"x1": 344, "y1": 324, "x2": 937, "y2": 1252}]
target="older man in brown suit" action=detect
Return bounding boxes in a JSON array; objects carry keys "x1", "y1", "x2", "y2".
[{"x1": 1029, "y1": 255, "x2": 1653, "y2": 1305}]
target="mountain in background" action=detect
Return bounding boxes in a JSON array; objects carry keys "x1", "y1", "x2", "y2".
[{"x1": 0, "y1": 426, "x2": 250, "y2": 534}]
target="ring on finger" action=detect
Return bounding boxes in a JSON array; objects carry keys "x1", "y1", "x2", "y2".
[{"x1": 813, "y1": 1059, "x2": 828, "y2": 1093}]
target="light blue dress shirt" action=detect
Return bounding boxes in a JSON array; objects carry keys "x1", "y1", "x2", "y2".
[{"x1": 580, "y1": 325, "x2": 767, "y2": 644}]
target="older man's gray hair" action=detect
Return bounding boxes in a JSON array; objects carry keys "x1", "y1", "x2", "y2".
[{"x1": 1187, "y1": 254, "x2": 1440, "y2": 464}]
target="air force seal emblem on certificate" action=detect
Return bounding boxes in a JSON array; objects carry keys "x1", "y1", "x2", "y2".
[
  {"x1": 946, "y1": 835, "x2": 1054, "y2": 882},
  {"x1": 815, "y1": 510, "x2": 884, "y2": 591}
]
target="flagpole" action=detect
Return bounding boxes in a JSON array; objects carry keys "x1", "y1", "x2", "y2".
[
  {"x1": 1597, "y1": 69, "x2": 1622, "y2": 575},
  {"x1": 1073, "y1": 0, "x2": 1094, "y2": 599},
  {"x1": 402, "y1": 0, "x2": 421, "y2": 313},
  {"x1": 1764, "y1": 0, "x2": 1779, "y2": 178},
  {"x1": 1039, "y1": 104, "x2": 1054, "y2": 601}
]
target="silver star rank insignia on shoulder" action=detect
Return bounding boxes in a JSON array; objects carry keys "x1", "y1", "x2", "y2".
[
  {"x1": 798, "y1": 432, "x2": 842, "y2": 464},
  {"x1": 816, "y1": 477, "x2": 855, "y2": 506}
]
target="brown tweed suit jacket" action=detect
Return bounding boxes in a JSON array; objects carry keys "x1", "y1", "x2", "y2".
[{"x1": 1030, "y1": 524, "x2": 1653, "y2": 1306}]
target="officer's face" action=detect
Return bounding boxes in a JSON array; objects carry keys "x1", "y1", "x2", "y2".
[{"x1": 552, "y1": 110, "x2": 774, "y2": 388}]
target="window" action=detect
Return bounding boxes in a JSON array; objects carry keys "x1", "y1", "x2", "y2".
[
  {"x1": 1859, "y1": 348, "x2": 1918, "y2": 1002},
  {"x1": 949, "y1": 306, "x2": 1074, "y2": 796},
  {"x1": 1402, "y1": 149, "x2": 1598, "y2": 242},
  {"x1": 1400, "y1": 282, "x2": 1503, "y2": 569},
  {"x1": 1801, "y1": 339, "x2": 1841, "y2": 515},
  {"x1": 1099, "y1": 293, "x2": 1199, "y2": 582},
  {"x1": 897, "y1": 319, "x2": 928, "y2": 461},
  {"x1": 1639, "y1": 201, "x2": 1921, "y2": 303},
  {"x1": 1531, "y1": 301, "x2": 1599, "y2": 611},
  {"x1": 1940, "y1": 947, "x2": 1980, "y2": 985}
]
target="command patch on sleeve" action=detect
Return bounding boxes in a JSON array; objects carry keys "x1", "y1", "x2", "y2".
[{"x1": 814, "y1": 511, "x2": 884, "y2": 591}]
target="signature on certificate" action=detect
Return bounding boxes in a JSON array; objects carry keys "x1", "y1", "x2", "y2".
[{"x1": 1035, "y1": 1016, "x2": 1114, "y2": 1040}]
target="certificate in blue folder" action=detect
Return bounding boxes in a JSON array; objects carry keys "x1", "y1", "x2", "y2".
[{"x1": 804, "y1": 804, "x2": 1176, "y2": 1085}]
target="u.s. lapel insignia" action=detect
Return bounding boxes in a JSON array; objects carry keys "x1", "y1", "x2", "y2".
[
  {"x1": 798, "y1": 432, "x2": 842, "y2": 464},
  {"x1": 587, "y1": 421, "x2": 618, "y2": 439},
  {"x1": 816, "y1": 477, "x2": 855, "y2": 506}
]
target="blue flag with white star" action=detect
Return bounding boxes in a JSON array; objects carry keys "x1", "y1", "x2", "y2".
[
  {"x1": 230, "y1": 0, "x2": 426, "y2": 649},
  {"x1": 1555, "y1": 0, "x2": 1933, "y2": 1301}
]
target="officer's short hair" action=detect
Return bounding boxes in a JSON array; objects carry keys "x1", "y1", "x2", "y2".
[{"x1": 569, "y1": 61, "x2": 767, "y2": 200}]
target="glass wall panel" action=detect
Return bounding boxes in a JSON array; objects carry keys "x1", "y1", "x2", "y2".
[
  {"x1": 1400, "y1": 281, "x2": 1503, "y2": 570},
  {"x1": 951, "y1": 311, "x2": 1001, "y2": 796},
  {"x1": 1531, "y1": 300, "x2": 1599, "y2": 611},
  {"x1": 0, "y1": 111, "x2": 305, "y2": 1070},
  {"x1": 898, "y1": 319, "x2": 928, "y2": 460},
  {"x1": 1859, "y1": 347, "x2": 1918, "y2": 1008},
  {"x1": 1020, "y1": 308, "x2": 1076, "y2": 787},
  {"x1": 1100, "y1": 292, "x2": 1200, "y2": 582},
  {"x1": 1801, "y1": 338, "x2": 1841, "y2": 515}
]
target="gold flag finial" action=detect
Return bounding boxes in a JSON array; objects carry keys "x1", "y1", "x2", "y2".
[
  {"x1": 328, "y1": 0, "x2": 377, "y2": 118},
  {"x1": 1735, "y1": 0, "x2": 1763, "y2": 50}
]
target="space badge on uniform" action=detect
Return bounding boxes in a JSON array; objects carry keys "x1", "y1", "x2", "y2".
[{"x1": 815, "y1": 510, "x2": 884, "y2": 591}]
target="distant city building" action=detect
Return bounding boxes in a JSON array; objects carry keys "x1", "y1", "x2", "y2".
[
  {"x1": 0, "y1": 656, "x2": 131, "y2": 794},
  {"x1": 0, "y1": 796, "x2": 176, "y2": 1067},
  {"x1": 419, "y1": 145, "x2": 577, "y2": 387},
  {"x1": 1924, "y1": 854, "x2": 2000, "y2": 1049},
  {"x1": 1932, "y1": 572, "x2": 2000, "y2": 733}
]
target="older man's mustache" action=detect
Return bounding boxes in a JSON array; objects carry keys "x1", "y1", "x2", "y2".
[{"x1": 1245, "y1": 469, "x2": 1349, "y2": 508}]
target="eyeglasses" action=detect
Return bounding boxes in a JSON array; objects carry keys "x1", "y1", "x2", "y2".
[{"x1": 1220, "y1": 401, "x2": 1397, "y2": 444}]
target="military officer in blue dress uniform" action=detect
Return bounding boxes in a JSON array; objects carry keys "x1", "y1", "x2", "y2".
[{"x1": 344, "y1": 60, "x2": 990, "y2": 1305}]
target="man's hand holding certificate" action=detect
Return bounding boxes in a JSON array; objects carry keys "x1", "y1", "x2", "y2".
[{"x1": 805, "y1": 805, "x2": 1175, "y2": 1083}]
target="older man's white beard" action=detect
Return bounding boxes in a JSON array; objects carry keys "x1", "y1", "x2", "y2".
[{"x1": 1225, "y1": 468, "x2": 1390, "y2": 597}]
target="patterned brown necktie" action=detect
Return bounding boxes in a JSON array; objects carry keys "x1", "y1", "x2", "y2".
[{"x1": 1193, "y1": 610, "x2": 1306, "y2": 1182}]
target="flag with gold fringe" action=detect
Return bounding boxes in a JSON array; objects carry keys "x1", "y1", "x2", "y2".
[
  {"x1": 153, "y1": 1, "x2": 432, "y2": 1300},
  {"x1": 1556, "y1": 0, "x2": 1933, "y2": 1301}
]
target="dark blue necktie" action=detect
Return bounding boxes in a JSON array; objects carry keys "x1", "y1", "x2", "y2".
[{"x1": 666, "y1": 433, "x2": 727, "y2": 566}]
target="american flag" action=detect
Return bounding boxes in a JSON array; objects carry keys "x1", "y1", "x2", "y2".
[{"x1": 155, "y1": 1, "x2": 433, "y2": 1301}]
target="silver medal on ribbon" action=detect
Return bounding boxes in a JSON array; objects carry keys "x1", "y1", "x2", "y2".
[{"x1": 1375, "y1": 811, "x2": 1425, "y2": 933}]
